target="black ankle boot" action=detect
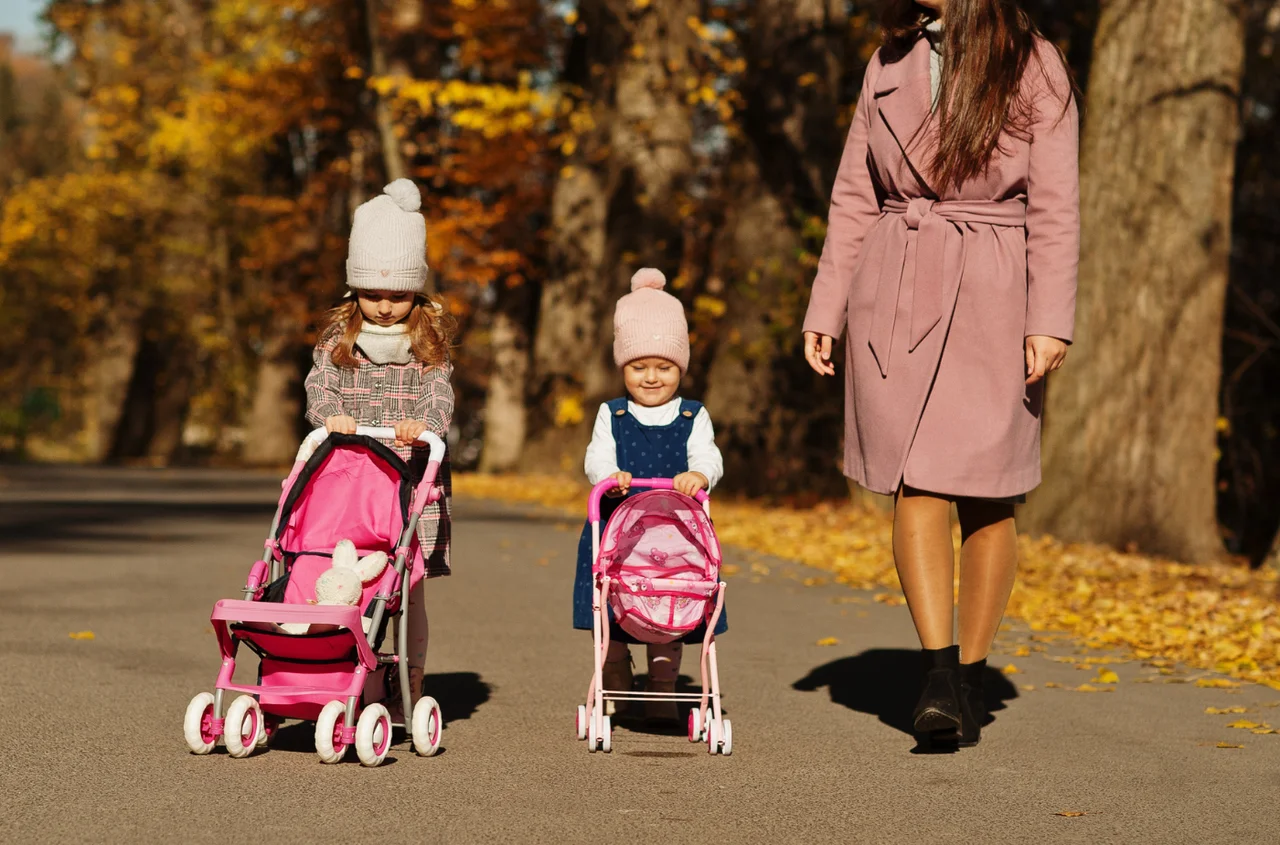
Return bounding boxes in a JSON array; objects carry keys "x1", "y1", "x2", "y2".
[
  {"x1": 913, "y1": 645, "x2": 961, "y2": 736},
  {"x1": 958, "y1": 659, "x2": 987, "y2": 747}
]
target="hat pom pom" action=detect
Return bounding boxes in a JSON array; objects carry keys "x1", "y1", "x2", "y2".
[
  {"x1": 383, "y1": 178, "x2": 422, "y2": 212},
  {"x1": 630, "y1": 268, "x2": 666, "y2": 291}
]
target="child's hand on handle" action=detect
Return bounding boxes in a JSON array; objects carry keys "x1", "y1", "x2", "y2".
[
  {"x1": 605, "y1": 471, "x2": 632, "y2": 498},
  {"x1": 803, "y1": 331, "x2": 836, "y2": 376},
  {"x1": 673, "y1": 471, "x2": 708, "y2": 497},
  {"x1": 394, "y1": 419, "x2": 429, "y2": 446},
  {"x1": 325, "y1": 414, "x2": 358, "y2": 435}
]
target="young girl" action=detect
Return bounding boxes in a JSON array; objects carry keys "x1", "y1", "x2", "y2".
[
  {"x1": 304, "y1": 178, "x2": 455, "y2": 717},
  {"x1": 573, "y1": 268, "x2": 726, "y2": 724}
]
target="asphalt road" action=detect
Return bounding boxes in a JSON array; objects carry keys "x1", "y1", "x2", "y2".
[{"x1": 1, "y1": 466, "x2": 1278, "y2": 844}]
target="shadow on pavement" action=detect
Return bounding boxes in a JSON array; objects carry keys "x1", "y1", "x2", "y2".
[
  {"x1": 259, "y1": 671, "x2": 492, "y2": 754},
  {"x1": 1, "y1": 501, "x2": 277, "y2": 552},
  {"x1": 427, "y1": 671, "x2": 492, "y2": 724},
  {"x1": 792, "y1": 648, "x2": 1018, "y2": 737}
]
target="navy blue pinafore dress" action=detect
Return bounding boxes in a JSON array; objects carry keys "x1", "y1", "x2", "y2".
[{"x1": 572, "y1": 397, "x2": 728, "y2": 643}]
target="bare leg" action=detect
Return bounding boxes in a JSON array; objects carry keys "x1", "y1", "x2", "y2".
[
  {"x1": 646, "y1": 642, "x2": 682, "y2": 723},
  {"x1": 956, "y1": 499, "x2": 1018, "y2": 663},
  {"x1": 406, "y1": 578, "x2": 428, "y2": 696},
  {"x1": 893, "y1": 486, "x2": 957, "y2": 648}
]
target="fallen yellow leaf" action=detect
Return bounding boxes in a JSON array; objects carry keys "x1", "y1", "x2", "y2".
[
  {"x1": 1054, "y1": 811, "x2": 1087, "y2": 817},
  {"x1": 1227, "y1": 719, "x2": 1259, "y2": 729},
  {"x1": 1014, "y1": 646, "x2": 1031, "y2": 657},
  {"x1": 815, "y1": 636, "x2": 840, "y2": 647},
  {"x1": 1216, "y1": 742, "x2": 1244, "y2": 749},
  {"x1": 1096, "y1": 669, "x2": 1120, "y2": 684},
  {"x1": 1250, "y1": 728, "x2": 1277, "y2": 735},
  {"x1": 1196, "y1": 678, "x2": 1242, "y2": 689},
  {"x1": 1205, "y1": 707, "x2": 1249, "y2": 714},
  {"x1": 1020, "y1": 684, "x2": 1037, "y2": 692},
  {"x1": 1045, "y1": 682, "x2": 1063, "y2": 689},
  {"x1": 1002, "y1": 663, "x2": 1021, "y2": 675},
  {"x1": 68, "y1": 631, "x2": 95, "y2": 640}
]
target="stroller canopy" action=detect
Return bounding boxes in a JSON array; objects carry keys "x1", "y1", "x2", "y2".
[
  {"x1": 599, "y1": 490, "x2": 721, "y2": 580},
  {"x1": 274, "y1": 434, "x2": 423, "y2": 607}
]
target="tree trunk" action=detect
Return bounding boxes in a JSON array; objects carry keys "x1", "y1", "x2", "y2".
[
  {"x1": 85, "y1": 306, "x2": 142, "y2": 462},
  {"x1": 479, "y1": 291, "x2": 532, "y2": 472},
  {"x1": 1021, "y1": 0, "x2": 1245, "y2": 561},
  {"x1": 363, "y1": 0, "x2": 407, "y2": 183},
  {"x1": 242, "y1": 332, "x2": 304, "y2": 466},
  {"x1": 527, "y1": 0, "x2": 698, "y2": 465},
  {"x1": 703, "y1": 0, "x2": 849, "y2": 497}
]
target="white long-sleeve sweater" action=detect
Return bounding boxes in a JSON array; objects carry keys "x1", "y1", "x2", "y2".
[{"x1": 583, "y1": 398, "x2": 724, "y2": 490}]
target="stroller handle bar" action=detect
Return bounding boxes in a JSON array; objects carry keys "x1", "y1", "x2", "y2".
[
  {"x1": 299, "y1": 426, "x2": 446, "y2": 465},
  {"x1": 588, "y1": 477, "x2": 709, "y2": 523}
]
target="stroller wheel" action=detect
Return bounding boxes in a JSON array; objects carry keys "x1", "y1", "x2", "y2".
[
  {"x1": 587, "y1": 714, "x2": 599, "y2": 753},
  {"x1": 601, "y1": 715, "x2": 612, "y2": 753},
  {"x1": 706, "y1": 718, "x2": 722, "y2": 755},
  {"x1": 687, "y1": 709, "x2": 702, "y2": 743},
  {"x1": 720, "y1": 719, "x2": 733, "y2": 756},
  {"x1": 183, "y1": 692, "x2": 217, "y2": 755},
  {"x1": 356, "y1": 704, "x2": 392, "y2": 767},
  {"x1": 411, "y1": 696, "x2": 443, "y2": 757},
  {"x1": 223, "y1": 696, "x2": 262, "y2": 759},
  {"x1": 314, "y1": 700, "x2": 349, "y2": 764},
  {"x1": 576, "y1": 705, "x2": 587, "y2": 741}
]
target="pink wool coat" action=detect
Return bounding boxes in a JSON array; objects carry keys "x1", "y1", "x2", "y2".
[{"x1": 804, "y1": 37, "x2": 1079, "y2": 499}]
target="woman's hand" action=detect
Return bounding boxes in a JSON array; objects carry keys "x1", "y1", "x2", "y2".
[
  {"x1": 394, "y1": 419, "x2": 429, "y2": 446},
  {"x1": 1025, "y1": 335, "x2": 1068, "y2": 385},
  {"x1": 673, "y1": 471, "x2": 709, "y2": 497},
  {"x1": 325, "y1": 414, "x2": 357, "y2": 435},
  {"x1": 804, "y1": 331, "x2": 836, "y2": 376},
  {"x1": 605, "y1": 471, "x2": 632, "y2": 498}
]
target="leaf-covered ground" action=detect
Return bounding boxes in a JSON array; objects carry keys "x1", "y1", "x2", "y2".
[{"x1": 455, "y1": 473, "x2": 1280, "y2": 690}]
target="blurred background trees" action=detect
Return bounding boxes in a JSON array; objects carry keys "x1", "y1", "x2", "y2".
[{"x1": 1, "y1": 0, "x2": 1278, "y2": 566}]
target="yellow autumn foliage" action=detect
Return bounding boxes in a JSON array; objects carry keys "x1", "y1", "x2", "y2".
[{"x1": 454, "y1": 472, "x2": 1280, "y2": 690}]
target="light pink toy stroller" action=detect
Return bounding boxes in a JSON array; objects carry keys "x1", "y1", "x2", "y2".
[
  {"x1": 577, "y1": 478, "x2": 731, "y2": 755},
  {"x1": 182, "y1": 426, "x2": 446, "y2": 766}
]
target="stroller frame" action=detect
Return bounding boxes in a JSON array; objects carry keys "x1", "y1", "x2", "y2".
[
  {"x1": 577, "y1": 477, "x2": 731, "y2": 755},
  {"x1": 184, "y1": 426, "x2": 446, "y2": 766}
]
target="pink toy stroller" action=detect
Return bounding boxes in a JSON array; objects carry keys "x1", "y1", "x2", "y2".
[
  {"x1": 182, "y1": 426, "x2": 446, "y2": 767},
  {"x1": 577, "y1": 478, "x2": 732, "y2": 755}
]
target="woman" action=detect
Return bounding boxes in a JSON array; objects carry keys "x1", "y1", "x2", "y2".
[{"x1": 802, "y1": 0, "x2": 1078, "y2": 747}]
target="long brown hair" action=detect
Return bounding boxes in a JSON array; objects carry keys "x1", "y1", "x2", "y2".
[
  {"x1": 881, "y1": 0, "x2": 1076, "y2": 192},
  {"x1": 320, "y1": 294, "x2": 456, "y2": 369}
]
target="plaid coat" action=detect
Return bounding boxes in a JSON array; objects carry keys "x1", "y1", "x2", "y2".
[{"x1": 304, "y1": 331, "x2": 453, "y2": 577}]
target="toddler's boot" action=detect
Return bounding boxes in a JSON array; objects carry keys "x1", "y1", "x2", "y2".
[
  {"x1": 602, "y1": 649, "x2": 634, "y2": 716},
  {"x1": 645, "y1": 642, "x2": 682, "y2": 726}
]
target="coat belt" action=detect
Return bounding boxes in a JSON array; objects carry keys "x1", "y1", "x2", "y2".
[{"x1": 868, "y1": 197, "x2": 1027, "y2": 377}]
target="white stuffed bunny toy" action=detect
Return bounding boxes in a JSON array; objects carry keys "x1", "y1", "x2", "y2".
[{"x1": 279, "y1": 539, "x2": 388, "y2": 634}]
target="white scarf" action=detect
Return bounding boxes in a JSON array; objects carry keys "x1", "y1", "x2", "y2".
[{"x1": 356, "y1": 321, "x2": 413, "y2": 365}]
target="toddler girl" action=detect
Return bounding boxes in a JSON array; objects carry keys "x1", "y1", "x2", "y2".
[
  {"x1": 304, "y1": 179, "x2": 455, "y2": 717},
  {"x1": 573, "y1": 268, "x2": 726, "y2": 724}
]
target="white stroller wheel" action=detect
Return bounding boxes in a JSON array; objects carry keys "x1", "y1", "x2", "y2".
[
  {"x1": 687, "y1": 709, "x2": 703, "y2": 743},
  {"x1": 706, "y1": 718, "x2": 722, "y2": 755},
  {"x1": 183, "y1": 692, "x2": 217, "y2": 755},
  {"x1": 355, "y1": 704, "x2": 392, "y2": 767},
  {"x1": 587, "y1": 713, "x2": 599, "y2": 753},
  {"x1": 601, "y1": 715, "x2": 612, "y2": 753},
  {"x1": 223, "y1": 696, "x2": 262, "y2": 759},
  {"x1": 411, "y1": 696, "x2": 443, "y2": 757},
  {"x1": 720, "y1": 719, "x2": 733, "y2": 756},
  {"x1": 576, "y1": 705, "x2": 588, "y2": 741},
  {"x1": 315, "y1": 700, "x2": 349, "y2": 764}
]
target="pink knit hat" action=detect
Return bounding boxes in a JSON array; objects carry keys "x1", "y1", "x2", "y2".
[{"x1": 613, "y1": 268, "x2": 690, "y2": 371}]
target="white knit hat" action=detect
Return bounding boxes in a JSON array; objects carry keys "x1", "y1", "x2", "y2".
[{"x1": 346, "y1": 179, "x2": 428, "y2": 292}]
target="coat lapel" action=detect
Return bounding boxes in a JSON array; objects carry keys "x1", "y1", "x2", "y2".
[{"x1": 873, "y1": 38, "x2": 939, "y2": 196}]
